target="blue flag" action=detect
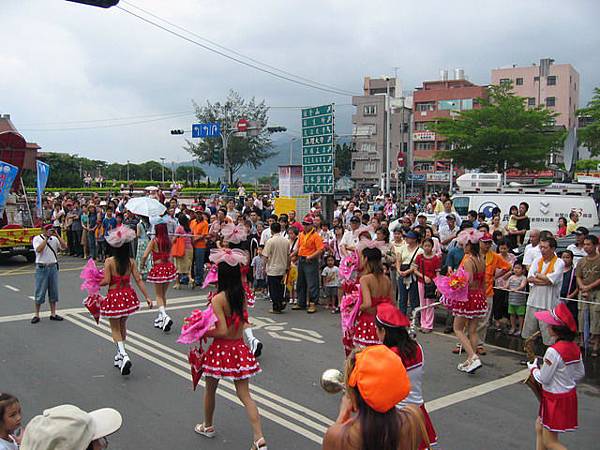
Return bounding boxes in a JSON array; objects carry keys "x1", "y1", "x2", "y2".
[
  {"x1": 36, "y1": 160, "x2": 50, "y2": 212},
  {"x1": 0, "y1": 161, "x2": 19, "y2": 216}
]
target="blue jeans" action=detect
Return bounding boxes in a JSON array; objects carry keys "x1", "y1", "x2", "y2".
[
  {"x1": 194, "y1": 248, "x2": 206, "y2": 285},
  {"x1": 87, "y1": 233, "x2": 97, "y2": 259},
  {"x1": 398, "y1": 277, "x2": 419, "y2": 315},
  {"x1": 35, "y1": 264, "x2": 59, "y2": 304},
  {"x1": 296, "y1": 257, "x2": 320, "y2": 308}
]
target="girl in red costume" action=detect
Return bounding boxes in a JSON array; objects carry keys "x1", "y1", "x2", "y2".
[
  {"x1": 376, "y1": 303, "x2": 438, "y2": 449},
  {"x1": 529, "y1": 302, "x2": 585, "y2": 450},
  {"x1": 194, "y1": 247, "x2": 267, "y2": 450},
  {"x1": 142, "y1": 219, "x2": 177, "y2": 333},
  {"x1": 100, "y1": 227, "x2": 153, "y2": 375}
]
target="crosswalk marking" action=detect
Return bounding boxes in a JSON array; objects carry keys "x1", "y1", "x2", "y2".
[{"x1": 4, "y1": 285, "x2": 20, "y2": 292}]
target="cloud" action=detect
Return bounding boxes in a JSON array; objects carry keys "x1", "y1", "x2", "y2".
[{"x1": 1, "y1": 0, "x2": 598, "y2": 166}]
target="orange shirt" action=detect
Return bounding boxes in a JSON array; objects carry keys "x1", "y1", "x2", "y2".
[
  {"x1": 484, "y1": 251, "x2": 512, "y2": 297},
  {"x1": 191, "y1": 219, "x2": 209, "y2": 249},
  {"x1": 298, "y1": 229, "x2": 324, "y2": 257}
]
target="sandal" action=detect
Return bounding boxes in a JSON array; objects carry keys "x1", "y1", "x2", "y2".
[
  {"x1": 194, "y1": 423, "x2": 215, "y2": 438},
  {"x1": 251, "y1": 437, "x2": 267, "y2": 449}
]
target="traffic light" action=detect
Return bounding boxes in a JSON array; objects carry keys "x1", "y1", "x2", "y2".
[
  {"x1": 170, "y1": 129, "x2": 185, "y2": 135},
  {"x1": 65, "y1": 0, "x2": 120, "y2": 7},
  {"x1": 211, "y1": 149, "x2": 222, "y2": 164},
  {"x1": 266, "y1": 126, "x2": 287, "y2": 133}
]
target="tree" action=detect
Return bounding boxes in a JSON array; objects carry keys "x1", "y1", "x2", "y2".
[
  {"x1": 577, "y1": 87, "x2": 600, "y2": 157},
  {"x1": 335, "y1": 142, "x2": 351, "y2": 176},
  {"x1": 431, "y1": 83, "x2": 564, "y2": 173},
  {"x1": 175, "y1": 165, "x2": 206, "y2": 183},
  {"x1": 184, "y1": 90, "x2": 277, "y2": 182},
  {"x1": 257, "y1": 173, "x2": 278, "y2": 187}
]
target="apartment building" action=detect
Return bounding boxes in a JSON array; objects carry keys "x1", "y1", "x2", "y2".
[
  {"x1": 351, "y1": 77, "x2": 412, "y2": 190},
  {"x1": 491, "y1": 58, "x2": 579, "y2": 129},
  {"x1": 412, "y1": 71, "x2": 486, "y2": 191}
]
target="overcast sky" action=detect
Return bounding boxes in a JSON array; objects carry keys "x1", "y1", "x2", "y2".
[{"x1": 1, "y1": 0, "x2": 598, "y2": 164}]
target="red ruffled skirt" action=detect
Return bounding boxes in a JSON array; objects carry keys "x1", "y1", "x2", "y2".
[
  {"x1": 352, "y1": 312, "x2": 381, "y2": 348},
  {"x1": 419, "y1": 404, "x2": 438, "y2": 449},
  {"x1": 539, "y1": 388, "x2": 578, "y2": 432},
  {"x1": 100, "y1": 287, "x2": 140, "y2": 318},
  {"x1": 147, "y1": 262, "x2": 177, "y2": 283},
  {"x1": 201, "y1": 338, "x2": 261, "y2": 380},
  {"x1": 450, "y1": 289, "x2": 487, "y2": 319}
]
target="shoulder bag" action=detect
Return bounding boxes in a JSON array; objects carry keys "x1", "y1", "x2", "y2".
[
  {"x1": 42, "y1": 235, "x2": 60, "y2": 271},
  {"x1": 421, "y1": 256, "x2": 437, "y2": 299}
]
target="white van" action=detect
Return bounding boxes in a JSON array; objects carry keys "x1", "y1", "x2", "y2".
[{"x1": 452, "y1": 189, "x2": 598, "y2": 230}]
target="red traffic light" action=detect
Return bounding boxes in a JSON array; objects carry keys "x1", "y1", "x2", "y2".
[{"x1": 237, "y1": 119, "x2": 249, "y2": 132}]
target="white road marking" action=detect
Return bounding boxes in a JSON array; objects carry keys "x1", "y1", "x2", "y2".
[
  {"x1": 427, "y1": 369, "x2": 530, "y2": 412},
  {"x1": 28, "y1": 296, "x2": 35, "y2": 300},
  {"x1": 4, "y1": 285, "x2": 20, "y2": 292},
  {"x1": 67, "y1": 316, "x2": 333, "y2": 443}
]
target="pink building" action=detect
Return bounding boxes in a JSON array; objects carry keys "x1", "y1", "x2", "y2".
[{"x1": 491, "y1": 58, "x2": 579, "y2": 129}]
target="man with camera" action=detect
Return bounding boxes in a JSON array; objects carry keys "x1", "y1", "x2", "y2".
[{"x1": 31, "y1": 224, "x2": 67, "y2": 324}]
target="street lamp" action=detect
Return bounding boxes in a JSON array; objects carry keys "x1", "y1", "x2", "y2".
[
  {"x1": 127, "y1": 160, "x2": 130, "y2": 182},
  {"x1": 289, "y1": 137, "x2": 298, "y2": 165},
  {"x1": 160, "y1": 157, "x2": 166, "y2": 183}
]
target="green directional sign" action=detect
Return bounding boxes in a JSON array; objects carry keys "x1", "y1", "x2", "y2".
[{"x1": 302, "y1": 104, "x2": 335, "y2": 194}]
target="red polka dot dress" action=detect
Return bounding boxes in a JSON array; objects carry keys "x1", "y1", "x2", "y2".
[
  {"x1": 100, "y1": 274, "x2": 140, "y2": 318},
  {"x1": 352, "y1": 296, "x2": 393, "y2": 348},
  {"x1": 147, "y1": 251, "x2": 177, "y2": 283},
  {"x1": 201, "y1": 310, "x2": 261, "y2": 380}
]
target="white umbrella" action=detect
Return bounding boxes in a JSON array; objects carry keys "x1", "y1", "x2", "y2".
[{"x1": 125, "y1": 197, "x2": 166, "y2": 217}]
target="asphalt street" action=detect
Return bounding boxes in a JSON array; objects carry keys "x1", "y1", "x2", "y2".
[{"x1": 1, "y1": 255, "x2": 600, "y2": 449}]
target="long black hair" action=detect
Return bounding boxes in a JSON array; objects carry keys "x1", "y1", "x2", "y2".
[
  {"x1": 178, "y1": 214, "x2": 191, "y2": 233},
  {"x1": 362, "y1": 247, "x2": 383, "y2": 275},
  {"x1": 375, "y1": 318, "x2": 419, "y2": 362},
  {"x1": 112, "y1": 243, "x2": 132, "y2": 276},
  {"x1": 217, "y1": 262, "x2": 245, "y2": 321},
  {"x1": 551, "y1": 325, "x2": 577, "y2": 342}
]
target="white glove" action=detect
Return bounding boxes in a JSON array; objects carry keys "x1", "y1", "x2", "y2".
[{"x1": 527, "y1": 359, "x2": 538, "y2": 371}]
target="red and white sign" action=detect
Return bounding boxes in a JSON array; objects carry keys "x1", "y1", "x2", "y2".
[
  {"x1": 413, "y1": 131, "x2": 436, "y2": 141},
  {"x1": 397, "y1": 152, "x2": 405, "y2": 167},
  {"x1": 237, "y1": 119, "x2": 249, "y2": 132}
]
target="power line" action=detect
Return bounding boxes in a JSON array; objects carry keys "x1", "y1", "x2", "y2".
[
  {"x1": 115, "y1": 5, "x2": 358, "y2": 97},
  {"x1": 121, "y1": 0, "x2": 359, "y2": 97},
  {"x1": 20, "y1": 110, "x2": 193, "y2": 126}
]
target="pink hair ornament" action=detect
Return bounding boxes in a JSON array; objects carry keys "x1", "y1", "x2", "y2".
[
  {"x1": 456, "y1": 229, "x2": 484, "y2": 246},
  {"x1": 221, "y1": 223, "x2": 248, "y2": 244},
  {"x1": 209, "y1": 248, "x2": 249, "y2": 266}
]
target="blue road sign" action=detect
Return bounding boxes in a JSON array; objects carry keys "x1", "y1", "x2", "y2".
[{"x1": 192, "y1": 122, "x2": 221, "y2": 138}]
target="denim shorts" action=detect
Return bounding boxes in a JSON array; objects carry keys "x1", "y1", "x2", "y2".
[{"x1": 34, "y1": 264, "x2": 59, "y2": 304}]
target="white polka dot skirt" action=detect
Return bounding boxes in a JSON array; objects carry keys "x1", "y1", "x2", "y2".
[
  {"x1": 201, "y1": 338, "x2": 261, "y2": 380},
  {"x1": 100, "y1": 287, "x2": 140, "y2": 318}
]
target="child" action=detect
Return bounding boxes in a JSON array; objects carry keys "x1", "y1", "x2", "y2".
[
  {"x1": 251, "y1": 245, "x2": 267, "y2": 300},
  {"x1": 507, "y1": 262, "x2": 528, "y2": 336},
  {"x1": 321, "y1": 255, "x2": 340, "y2": 313},
  {"x1": 529, "y1": 303, "x2": 584, "y2": 450},
  {"x1": 505, "y1": 205, "x2": 519, "y2": 233},
  {"x1": 0, "y1": 393, "x2": 21, "y2": 450}
]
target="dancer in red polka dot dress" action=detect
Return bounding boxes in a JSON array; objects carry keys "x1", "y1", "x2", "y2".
[
  {"x1": 142, "y1": 220, "x2": 177, "y2": 333},
  {"x1": 194, "y1": 247, "x2": 267, "y2": 450},
  {"x1": 100, "y1": 227, "x2": 153, "y2": 376}
]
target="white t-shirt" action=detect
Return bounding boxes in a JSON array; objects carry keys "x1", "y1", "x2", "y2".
[
  {"x1": 260, "y1": 228, "x2": 272, "y2": 245},
  {"x1": 567, "y1": 243, "x2": 587, "y2": 265},
  {"x1": 522, "y1": 243, "x2": 542, "y2": 267},
  {"x1": 33, "y1": 235, "x2": 61, "y2": 265},
  {"x1": 0, "y1": 436, "x2": 18, "y2": 450},
  {"x1": 340, "y1": 229, "x2": 359, "y2": 253},
  {"x1": 322, "y1": 266, "x2": 340, "y2": 287},
  {"x1": 527, "y1": 256, "x2": 565, "y2": 309}
]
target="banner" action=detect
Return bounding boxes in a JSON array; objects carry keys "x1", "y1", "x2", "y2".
[
  {"x1": 0, "y1": 161, "x2": 20, "y2": 216},
  {"x1": 36, "y1": 160, "x2": 50, "y2": 212}
]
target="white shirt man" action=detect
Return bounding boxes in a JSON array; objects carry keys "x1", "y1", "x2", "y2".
[
  {"x1": 522, "y1": 238, "x2": 564, "y2": 345},
  {"x1": 567, "y1": 228, "x2": 588, "y2": 265},
  {"x1": 340, "y1": 218, "x2": 363, "y2": 256},
  {"x1": 522, "y1": 230, "x2": 542, "y2": 268}
]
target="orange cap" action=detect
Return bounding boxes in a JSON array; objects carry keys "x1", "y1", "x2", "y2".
[{"x1": 348, "y1": 345, "x2": 410, "y2": 413}]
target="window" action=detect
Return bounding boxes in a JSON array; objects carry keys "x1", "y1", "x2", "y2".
[
  {"x1": 403, "y1": 142, "x2": 408, "y2": 152},
  {"x1": 516, "y1": 78, "x2": 523, "y2": 86},
  {"x1": 360, "y1": 142, "x2": 377, "y2": 153},
  {"x1": 453, "y1": 196, "x2": 469, "y2": 217},
  {"x1": 363, "y1": 105, "x2": 377, "y2": 116},
  {"x1": 528, "y1": 97, "x2": 536, "y2": 107},
  {"x1": 414, "y1": 122, "x2": 429, "y2": 131},
  {"x1": 416, "y1": 142, "x2": 434, "y2": 151},
  {"x1": 416, "y1": 102, "x2": 435, "y2": 112},
  {"x1": 534, "y1": 76, "x2": 540, "y2": 82},
  {"x1": 438, "y1": 99, "x2": 460, "y2": 111},
  {"x1": 499, "y1": 78, "x2": 511, "y2": 85},
  {"x1": 545, "y1": 97, "x2": 556, "y2": 107},
  {"x1": 461, "y1": 99, "x2": 473, "y2": 110},
  {"x1": 351, "y1": 161, "x2": 356, "y2": 170},
  {"x1": 547, "y1": 76, "x2": 557, "y2": 86},
  {"x1": 363, "y1": 161, "x2": 377, "y2": 173},
  {"x1": 438, "y1": 142, "x2": 448, "y2": 151},
  {"x1": 414, "y1": 162, "x2": 433, "y2": 172}
]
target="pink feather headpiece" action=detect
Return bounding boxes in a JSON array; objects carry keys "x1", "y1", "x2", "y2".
[
  {"x1": 221, "y1": 223, "x2": 248, "y2": 244},
  {"x1": 106, "y1": 226, "x2": 136, "y2": 248},
  {"x1": 209, "y1": 248, "x2": 249, "y2": 266},
  {"x1": 456, "y1": 229, "x2": 484, "y2": 246},
  {"x1": 356, "y1": 238, "x2": 386, "y2": 254}
]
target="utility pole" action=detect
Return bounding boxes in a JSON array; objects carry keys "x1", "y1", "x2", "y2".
[
  {"x1": 126, "y1": 160, "x2": 130, "y2": 182},
  {"x1": 160, "y1": 157, "x2": 166, "y2": 183},
  {"x1": 289, "y1": 137, "x2": 298, "y2": 165},
  {"x1": 150, "y1": 169, "x2": 153, "y2": 181},
  {"x1": 385, "y1": 78, "x2": 392, "y2": 194}
]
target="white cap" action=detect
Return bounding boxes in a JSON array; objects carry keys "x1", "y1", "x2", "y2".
[{"x1": 21, "y1": 404, "x2": 122, "y2": 450}]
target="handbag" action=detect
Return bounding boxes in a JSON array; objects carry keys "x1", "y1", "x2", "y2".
[
  {"x1": 421, "y1": 257, "x2": 437, "y2": 299},
  {"x1": 171, "y1": 236, "x2": 185, "y2": 258}
]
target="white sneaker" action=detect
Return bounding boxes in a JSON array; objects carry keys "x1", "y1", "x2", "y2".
[
  {"x1": 113, "y1": 353, "x2": 123, "y2": 368},
  {"x1": 162, "y1": 315, "x2": 173, "y2": 333},
  {"x1": 466, "y1": 357, "x2": 482, "y2": 374},
  {"x1": 457, "y1": 360, "x2": 469, "y2": 372},
  {"x1": 154, "y1": 316, "x2": 164, "y2": 329},
  {"x1": 251, "y1": 339, "x2": 263, "y2": 358},
  {"x1": 120, "y1": 354, "x2": 132, "y2": 376}
]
